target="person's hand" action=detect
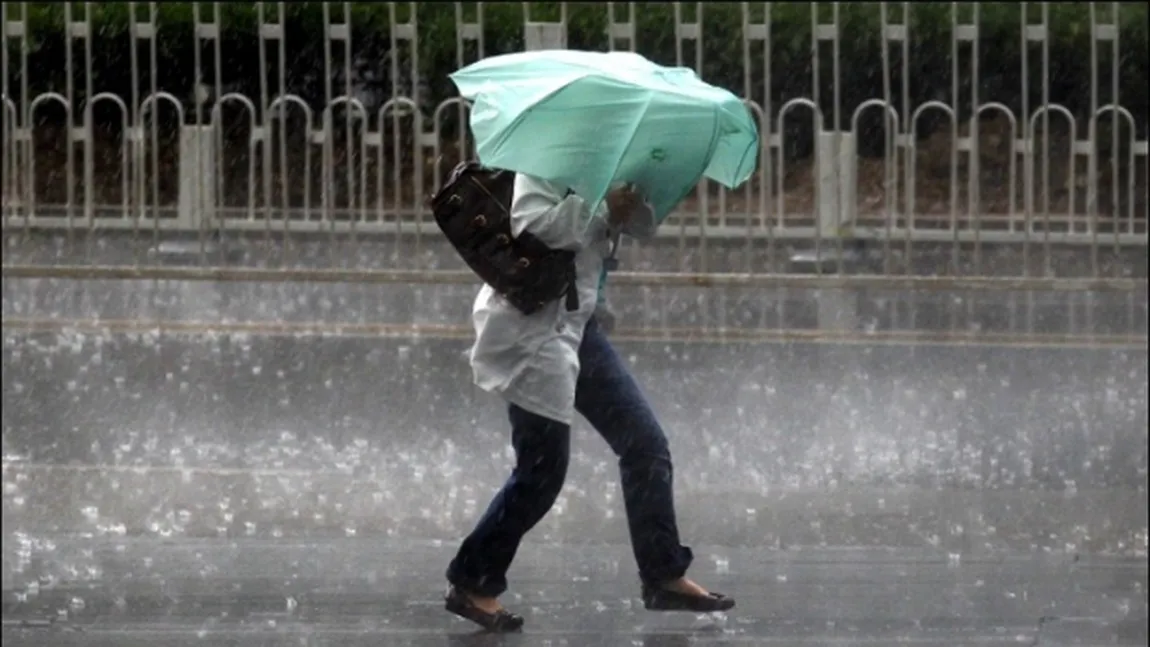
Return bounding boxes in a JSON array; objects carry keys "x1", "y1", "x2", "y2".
[{"x1": 605, "y1": 184, "x2": 646, "y2": 227}]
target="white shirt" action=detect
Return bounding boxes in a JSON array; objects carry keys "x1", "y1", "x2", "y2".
[{"x1": 468, "y1": 173, "x2": 656, "y2": 424}]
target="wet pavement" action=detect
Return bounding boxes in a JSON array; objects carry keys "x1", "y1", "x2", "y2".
[
  {"x1": 2, "y1": 538, "x2": 1147, "y2": 646},
  {"x1": 3, "y1": 275, "x2": 1147, "y2": 644},
  {"x1": 3, "y1": 332, "x2": 1147, "y2": 552}
]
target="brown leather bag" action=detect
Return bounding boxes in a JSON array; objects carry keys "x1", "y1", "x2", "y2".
[{"x1": 429, "y1": 162, "x2": 579, "y2": 316}]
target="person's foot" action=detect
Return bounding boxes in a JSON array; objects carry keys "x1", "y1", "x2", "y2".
[
  {"x1": 444, "y1": 585, "x2": 525, "y2": 632},
  {"x1": 642, "y1": 577, "x2": 735, "y2": 612},
  {"x1": 461, "y1": 591, "x2": 503, "y2": 615},
  {"x1": 663, "y1": 577, "x2": 711, "y2": 597}
]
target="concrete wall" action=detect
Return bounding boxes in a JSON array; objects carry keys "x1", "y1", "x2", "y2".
[{"x1": 4, "y1": 231, "x2": 1148, "y2": 279}]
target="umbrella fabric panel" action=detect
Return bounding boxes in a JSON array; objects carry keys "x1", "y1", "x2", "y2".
[
  {"x1": 450, "y1": 50, "x2": 760, "y2": 222},
  {"x1": 464, "y1": 76, "x2": 725, "y2": 220}
]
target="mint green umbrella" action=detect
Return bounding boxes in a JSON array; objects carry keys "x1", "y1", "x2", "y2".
[{"x1": 449, "y1": 50, "x2": 759, "y2": 223}]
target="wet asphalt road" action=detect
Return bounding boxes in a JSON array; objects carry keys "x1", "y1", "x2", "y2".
[
  {"x1": 3, "y1": 331, "x2": 1148, "y2": 644},
  {"x1": 3, "y1": 271, "x2": 1147, "y2": 645},
  {"x1": 2, "y1": 538, "x2": 1147, "y2": 646}
]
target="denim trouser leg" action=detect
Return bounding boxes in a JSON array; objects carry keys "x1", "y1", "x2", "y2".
[
  {"x1": 575, "y1": 318, "x2": 694, "y2": 586},
  {"x1": 445, "y1": 405, "x2": 570, "y2": 597}
]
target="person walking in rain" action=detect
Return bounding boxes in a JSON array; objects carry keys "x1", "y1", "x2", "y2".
[{"x1": 444, "y1": 174, "x2": 735, "y2": 631}]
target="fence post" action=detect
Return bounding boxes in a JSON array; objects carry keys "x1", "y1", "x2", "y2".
[
  {"x1": 816, "y1": 130, "x2": 856, "y2": 240},
  {"x1": 177, "y1": 125, "x2": 215, "y2": 229},
  {"x1": 816, "y1": 130, "x2": 859, "y2": 332},
  {"x1": 792, "y1": 130, "x2": 863, "y2": 276},
  {"x1": 523, "y1": 2, "x2": 567, "y2": 50}
]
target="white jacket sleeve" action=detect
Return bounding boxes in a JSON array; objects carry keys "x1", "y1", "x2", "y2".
[{"x1": 509, "y1": 174, "x2": 599, "y2": 251}]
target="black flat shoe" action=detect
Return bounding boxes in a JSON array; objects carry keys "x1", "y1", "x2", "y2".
[
  {"x1": 641, "y1": 583, "x2": 736, "y2": 612},
  {"x1": 444, "y1": 586, "x2": 525, "y2": 632}
]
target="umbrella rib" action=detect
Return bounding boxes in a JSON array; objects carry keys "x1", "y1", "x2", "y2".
[
  {"x1": 700, "y1": 103, "x2": 726, "y2": 186},
  {"x1": 611, "y1": 89, "x2": 658, "y2": 195}
]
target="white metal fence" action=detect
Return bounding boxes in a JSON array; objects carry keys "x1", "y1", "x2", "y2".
[{"x1": 1, "y1": 2, "x2": 1147, "y2": 279}]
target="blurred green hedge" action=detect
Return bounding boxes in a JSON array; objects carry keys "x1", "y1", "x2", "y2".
[{"x1": 5, "y1": 2, "x2": 1147, "y2": 144}]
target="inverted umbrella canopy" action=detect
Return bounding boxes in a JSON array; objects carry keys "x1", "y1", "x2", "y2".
[{"x1": 449, "y1": 50, "x2": 759, "y2": 223}]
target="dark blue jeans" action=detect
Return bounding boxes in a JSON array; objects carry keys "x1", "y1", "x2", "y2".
[{"x1": 446, "y1": 318, "x2": 693, "y2": 597}]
